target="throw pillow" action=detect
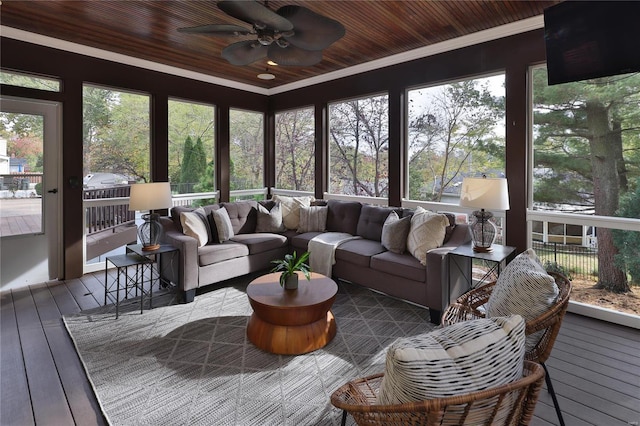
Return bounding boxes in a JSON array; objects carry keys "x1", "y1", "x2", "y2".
[
  {"x1": 211, "y1": 207, "x2": 235, "y2": 243},
  {"x1": 256, "y1": 203, "x2": 285, "y2": 233},
  {"x1": 381, "y1": 211, "x2": 411, "y2": 254},
  {"x1": 406, "y1": 206, "x2": 449, "y2": 265},
  {"x1": 377, "y1": 315, "x2": 525, "y2": 405},
  {"x1": 180, "y1": 207, "x2": 214, "y2": 247},
  {"x1": 486, "y1": 248, "x2": 559, "y2": 351},
  {"x1": 272, "y1": 195, "x2": 314, "y2": 230},
  {"x1": 297, "y1": 206, "x2": 328, "y2": 233}
]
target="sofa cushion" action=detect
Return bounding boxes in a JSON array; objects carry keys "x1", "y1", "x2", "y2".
[
  {"x1": 171, "y1": 205, "x2": 220, "y2": 234},
  {"x1": 290, "y1": 231, "x2": 324, "y2": 252},
  {"x1": 230, "y1": 233, "x2": 288, "y2": 255},
  {"x1": 298, "y1": 206, "x2": 328, "y2": 233},
  {"x1": 406, "y1": 206, "x2": 449, "y2": 265},
  {"x1": 376, "y1": 315, "x2": 526, "y2": 405},
  {"x1": 272, "y1": 195, "x2": 313, "y2": 230},
  {"x1": 197, "y1": 241, "x2": 249, "y2": 266},
  {"x1": 335, "y1": 239, "x2": 386, "y2": 267},
  {"x1": 381, "y1": 211, "x2": 411, "y2": 254},
  {"x1": 256, "y1": 203, "x2": 285, "y2": 233},
  {"x1": 370, "y1": 251, "x2": 426, "y2": 282},
  {"x1": 221, "y1": 201, "x2": 258, "y2": 234},
  {"x1": 356, "y1": 205, "x2": 398, "y2": 241},
  {"x1": 326, "y1": 199, "x2": 362, "y2": 235},
  {"x1": 211, "y1": 207, "x2": 235, "y2": 242}
]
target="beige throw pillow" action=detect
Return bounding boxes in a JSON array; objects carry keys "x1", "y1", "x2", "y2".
[
  {"x1": 298, "y1": 206, "x2": 328, "y2": 233},
  {"x1": 180, "y1": 207, "x2": 213, "y2": 247},
  {"x1": 381, "y1": 211, "x2": 411, "y2": 254},
  {"x1": 406, "y1": 206, "x2": 449, "y2": 265},
  {"x1": 272, "y1": 195, "x2": 314, "y2": 230}
]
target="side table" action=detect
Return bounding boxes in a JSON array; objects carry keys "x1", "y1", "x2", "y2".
[
  {"x1": 104, "y1": 253, "x2": 154, "y2": 319},
  {"x1": 446, "y1": 243, "x2": 516, "y2": 309},
  {"x1": 126, "y1": 243, "x2": 179, "y2": 290}
]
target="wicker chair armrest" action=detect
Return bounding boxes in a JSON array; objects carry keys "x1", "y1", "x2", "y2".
[{"x1": 441, "y1": 302, "x2": 485, "y2": 326}]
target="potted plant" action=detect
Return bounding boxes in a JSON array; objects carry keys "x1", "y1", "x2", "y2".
[{"x1": 270, "y1": 251, "x2": 311, "y2": 290}]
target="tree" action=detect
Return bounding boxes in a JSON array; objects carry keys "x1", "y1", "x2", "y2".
[
  {"x1": 229, "y1": 110, "x2": 264, "y2": 191},
  {"x1": 329, "y1": 95, "x2": 389, "y2": 197},
  {"x1": 613, "y1": 179, "x2": 640, "y2": 286},
  {"x1": 533, "y1": 69, "x2": 640, "y2": 293},
  {"x1": 407, "y1": 77, "x2": 505, "y2": 201},
  {"x1": 275, "y1": 108, "x2": 315, "y2": 191}
]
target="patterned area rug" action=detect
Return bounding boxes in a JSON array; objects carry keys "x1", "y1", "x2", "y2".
[{"x1": 63, "y1": 274, "x2": 435, "y2": 425}]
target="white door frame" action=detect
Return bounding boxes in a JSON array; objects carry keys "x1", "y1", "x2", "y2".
[{"x1": 0, "y1": 96, "x2": 62, "y2": 289}]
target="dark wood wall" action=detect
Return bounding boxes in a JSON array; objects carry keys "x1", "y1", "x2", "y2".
[{"x1": 1, "y1": 28, "x2": 545, "y2": 279}]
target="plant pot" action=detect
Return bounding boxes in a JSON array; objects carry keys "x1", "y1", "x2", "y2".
[{"x1": 284, "y1": 274, "x2": 299, "y2": 290}]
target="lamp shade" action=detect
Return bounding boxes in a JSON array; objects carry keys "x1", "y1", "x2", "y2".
[
  {"x1": 129, "y1": 182, "x2": 172, "y2": 211},
  {"x1": 459, "y1": 177, "x2": 510, "y2": 211}
]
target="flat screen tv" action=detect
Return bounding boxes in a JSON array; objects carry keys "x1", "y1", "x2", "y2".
[{"x1": 544, "y1": 1, "x2": 640, "y2": 85}]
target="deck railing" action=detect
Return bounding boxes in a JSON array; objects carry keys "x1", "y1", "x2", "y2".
[{"x1": 84, "y1": 186, "x2": 136, "y2": 234}]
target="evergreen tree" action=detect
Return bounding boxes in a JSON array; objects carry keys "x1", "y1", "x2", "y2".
[{"x1": 180, "y1": 136, "x2": 198, "y2": 191}]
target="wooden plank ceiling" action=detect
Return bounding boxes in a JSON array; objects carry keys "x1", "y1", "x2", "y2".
[{"x1": 1, "y1": 0, "x2": 560, "y2": 89}]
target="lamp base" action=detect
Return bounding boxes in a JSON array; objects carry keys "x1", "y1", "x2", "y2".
[
  {"x1": 473, "y1": 244, "x2": 493, "y2": 253},
  {"x1": 142, "y1": 244, "x2": 161, "y2": 251}
]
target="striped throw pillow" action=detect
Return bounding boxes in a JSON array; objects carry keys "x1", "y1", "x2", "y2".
[
  {"x1": 486, "y1": 248, "x2": 559, "y2": 351},
  {"x1": 297, "y1": 206, "x2": 328, "y2": 233},
  {"x1": 377, "y1": 315, "x2": 525, "y2": 405}
]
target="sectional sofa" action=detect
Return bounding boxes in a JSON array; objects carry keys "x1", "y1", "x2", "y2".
[{"x1": 159, "y1": 198, "x2": 471, "y2": 323}]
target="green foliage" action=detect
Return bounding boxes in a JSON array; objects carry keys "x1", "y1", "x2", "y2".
[
  {"x1": 613, "y1": 179, "x2": 640, "y2": 285},
  {"x1": 543, "y1": 260, "x2": 572, "y2": 280},
  {"x1": 35, "y1": 182, "x2": 42, "y2": 196},
  {"x1": 270, "y1": 251, "x2": 311, "y2": 287},
  {"x1": 229, "y1": 110, "x2": 264, "y2": 191}
]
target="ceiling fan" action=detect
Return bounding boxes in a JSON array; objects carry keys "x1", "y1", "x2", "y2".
[{"x1": 178, "y1": 0, "x2": 345, "y2": 67}]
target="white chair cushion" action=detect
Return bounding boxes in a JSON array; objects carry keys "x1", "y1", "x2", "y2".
[
  {"x1": 486, "y1": 248, "x2": 559, "y2": 351},
  {"x1": 377, "y1": 315, "x2": 526, "y2": 404}
]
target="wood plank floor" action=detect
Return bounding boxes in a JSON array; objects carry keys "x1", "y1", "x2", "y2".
[{"x1": 1, "y1": 274, "x2": 638, "y2": 426}]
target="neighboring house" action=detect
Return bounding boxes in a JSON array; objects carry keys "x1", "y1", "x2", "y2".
[
  {"x1": 0, "y1": 138, "x2": 9, "y2": 175},
  {"x1": 9, "y1": 156, "x2": 28, "y2": 173}
]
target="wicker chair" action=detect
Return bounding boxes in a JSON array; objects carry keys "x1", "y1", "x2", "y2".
[
  {"x1": 331, "y1": 361, "x2": 545, "y2": 426},
  {"x1": 441, "y1": 271, "x2": 572, "y2": 426}
]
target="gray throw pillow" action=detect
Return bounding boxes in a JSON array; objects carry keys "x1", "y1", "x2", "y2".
[
  {"x1": 211, "y1": 207, "x2": 235, "y2": 242},
  {"x1": 381, "y1": 211, "x2": 411, "y2": 254},
  {"x1": 256, "y1": 203, "x2": 285, "y2": 233}
]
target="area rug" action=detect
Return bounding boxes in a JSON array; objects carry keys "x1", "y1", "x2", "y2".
[{"x1": 63, "y1": 274, "x2": 435, "y2": 426}]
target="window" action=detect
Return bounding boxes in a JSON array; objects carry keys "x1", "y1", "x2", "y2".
[
  {"x1": 407, "y1": 74, "x2": 506, "y2": 203},
  {"x1": 531, "y1": 66, "x2": 640, "y2": 294},
  {"x1": 329, "y1": 94, "x2": 389, "y2": 198},
  {"x1": 168, "y1": 99, "x2": 215, "y2": 197},
  {"x1": 229, "y1": 109, "x2": 264, "y2": 194},
  {"x1": 0, "y1": 70, "x2": 61, "y2": 92},
  {"x1": 275, "y1": 107, "x2": 315, "y2": 191},
  {"x1": 82, "y1": 84, "x2": 150, "y2": 264}
]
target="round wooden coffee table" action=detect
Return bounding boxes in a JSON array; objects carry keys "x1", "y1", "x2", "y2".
[{"x1": 246, "y1": 271, "x2": 338, "y2": 355}]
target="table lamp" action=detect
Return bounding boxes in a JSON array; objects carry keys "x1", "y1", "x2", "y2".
[
  {"x1": 459, "y1": 176, "x2": 509, "y2": 252},
  {"x1": 128, "y1": 182, "x2": 172, "y2": 251}
]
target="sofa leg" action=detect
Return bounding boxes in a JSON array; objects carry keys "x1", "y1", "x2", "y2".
[
  {"x1": 181, "y1": 289, "x2": 196, "y2": 303},
  {"x1": 429, "y1": 309, "x2": 441, "y2": 325}
]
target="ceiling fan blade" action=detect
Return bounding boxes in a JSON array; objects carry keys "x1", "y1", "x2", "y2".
[
  {"x1": 277, "y1": 5, "x2": 345, "y2": 51},
  {"x1": 222, "y1": 40, "x2": 268, "y2": 65},
  {"x1": 218, "y1": 0, "x2": 293, "y2": 32},
  {"x1": 177, "y1": 24, "x2": 253, "y2": 36},
  {"x1": 268, "y1": 44, "x2": 322, "y2": 67}
]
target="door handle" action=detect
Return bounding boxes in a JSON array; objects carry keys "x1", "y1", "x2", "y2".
[{"x1": 47, "y1": 188, "x2": 58, "y2": 194}]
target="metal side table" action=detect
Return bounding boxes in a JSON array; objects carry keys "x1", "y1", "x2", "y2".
[{"x1": 104, "y1": 252, "x2": 154, "y2": 319}]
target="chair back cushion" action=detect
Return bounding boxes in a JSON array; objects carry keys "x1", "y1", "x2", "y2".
[
  {"x1": 377, "y1": 315, "x2": 526, "y2": 405},
  {"x1": 486, "y1": 248, "x2": 559, "y2": 351}
]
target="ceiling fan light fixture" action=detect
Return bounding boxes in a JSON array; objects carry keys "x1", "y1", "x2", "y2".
[
  {"x1": 267, "y1": 60, "x2": 278, "y2": 66},
  {"x1": 257, "y1": 72, "x2": 276, "y2": 80}
]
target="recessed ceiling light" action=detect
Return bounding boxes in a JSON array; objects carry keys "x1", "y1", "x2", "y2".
[{"x1": 257, "y1": 72, "x2": 276, "y2": 80}]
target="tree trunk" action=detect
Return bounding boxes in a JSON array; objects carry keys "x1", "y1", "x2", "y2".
[{"x1": 586, "y1": 101, "x2": 630, "y2": 292}]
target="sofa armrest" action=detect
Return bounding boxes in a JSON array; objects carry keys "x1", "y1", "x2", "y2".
[{"x1": 159, "y1": 217, "x2": 199, "y2": 292}]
